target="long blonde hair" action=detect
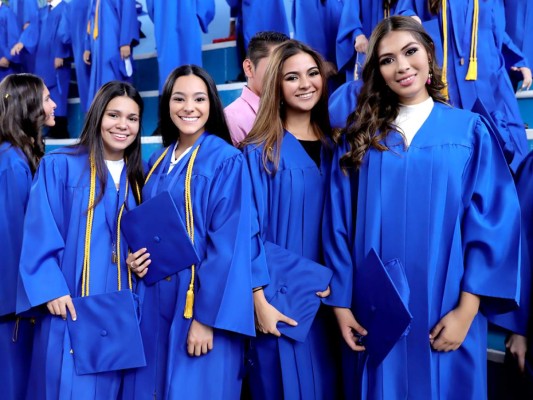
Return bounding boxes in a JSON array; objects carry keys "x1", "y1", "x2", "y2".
[{"x1": 240, "y1": 40, "x2": 332, "y2": 173}]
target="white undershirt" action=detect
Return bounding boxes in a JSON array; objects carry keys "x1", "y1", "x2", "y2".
[
  {"x1": 168, "y1": 141, "x2": 192, "y2": 174},
  {"x1": 393, "y1": 97, "x2": 434, "y2": 146},
  {"x1": 105, "y1": 159, "x2": 125, "y2": 188}
]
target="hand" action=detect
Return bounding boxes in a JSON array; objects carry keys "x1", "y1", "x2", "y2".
[
  {"x1": 83, "y1": 50, "x2": 91, "y2": 65},
  {"x1": 430, "y1": 292, "x2": 479, "y2": 352},
  {"x1": 120, "y1": 45, "x2": 131, "y2": 60},
  {"x1": 430, "y1": 308, "x2": 475, "y2": 351},
  {"x1": 54, "y1": 58, "x2": 64, "y2": 69},
  {"x1": 47, "y1": 294, "x2": 77, "y2": 321},
  {"x1": 333, "y1": 307, "x2": 367, "y2": 351},
  {"x1": 506, "y1": 334, "x2": 528, "y2": 373},
  {"x1": 512, "y1": 66, "x2": 533, "y2": 90},
  {"x1": 10, "y1": 42, "x2": 24, "y2": 56},
  {"x1": 316, "y1": 285, "x2": 331, "y2": 298},
  {"x1": 187, "y1": 319, "x2": 213, "y2": 356},
  {"x1": 127, "y1": 248, "x2": 151, "y2": 278},
  {"x1": 0, "y1": 57, "x2": 9, "y2": 68},
  {"x1": 354, "y1": 34, "x2": 369, "y2": 54},
  {"x1": 253, "y1": 289, "x2": 297, "y2": 337}
]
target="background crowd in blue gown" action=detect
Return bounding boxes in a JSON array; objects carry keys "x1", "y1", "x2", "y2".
[{"x1": 2, "y1": 0, "x2": 533, "y2": 399}]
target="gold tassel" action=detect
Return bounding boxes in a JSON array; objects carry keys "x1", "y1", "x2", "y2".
[
  {"x1": 465, "y1": 0, "x2": 479, "y2": 81},
  {"x1": 183, "y1": 146, "x2": 200, "y2": 319},
  {"x1": 465, "y1": 59, "x2": 477, "y2": 80},
  {"x1": 184, "y1": 274, "x2": 195, "y2": 319}
]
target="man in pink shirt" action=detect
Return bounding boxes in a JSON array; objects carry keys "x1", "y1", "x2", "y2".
[{"x1": 225, "y1": 31, "x2": 288, "y2": 145}]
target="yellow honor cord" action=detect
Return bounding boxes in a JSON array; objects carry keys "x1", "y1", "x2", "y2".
[
  {"x1": 144, "y1": 147, "x2": 170, "y2": 185},
  {"x1": 82, "y1": 154, "x2": 132, "y2": 297},
  {"x1": 441, "y1": 0, "x2": 449, "y2": 99},
  {"x1": 183, "y1": 146, "x2": 200, "y2": 319},
  {"x1": 465, "y1": 0, "x2": 479, "y2": 80},
  {"x1": 92, "y1": 0, "x2": 100, "y2": 39}
]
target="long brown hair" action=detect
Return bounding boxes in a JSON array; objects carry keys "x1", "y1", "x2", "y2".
[
  {"x1": 0, "y1": 74, "x2": 46, "y2": 174},
  {"x1": 78, "y1": 81, "x2": 145, "y2": 207},
  {"x1": 240, "y1": 40, "x2": 331, "y2": 173},
  {"x1": 341, "y1": 16, "x2": 447, "y2": 169}
]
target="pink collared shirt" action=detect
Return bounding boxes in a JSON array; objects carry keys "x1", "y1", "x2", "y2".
[{"x1": 224, "y1": 86, "x2": 260, "y2": 145}]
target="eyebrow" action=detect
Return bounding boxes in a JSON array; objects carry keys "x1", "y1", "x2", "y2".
[
  {"x1": 378, "y1": 41, "x2": 419, "y2": 58},
  {"x1": 171, "y1": 91, "x2": 208, "y2": 96},
  {"x1": 283, "y1": 66, "x2": 319, "y2": 77},
  {"x1": 105, "y1": 109, "x2": 139, "y2": 117}
]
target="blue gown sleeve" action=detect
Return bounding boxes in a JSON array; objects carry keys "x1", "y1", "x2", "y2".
[
  {"x1": 17, "y1": 156, "x2": 71, "y2": 313},
  {"x1": 0, "y1": 159, "x2": 31, "y2": 316},
  {"x1": 119, "y1": 0, "x2": 139, "y2": 47},
  {"x1": 196, "y1": 0, "x2": 215, "y2": 33},
  {"x1": 491, "y1": 152, "x2": 533, "y2": 335},
  {"x1": 322, "y1": 139, "x2": 357, "y2": 308},
  {"x1": 54, "y1": 4, "x2": 71, "y2": 59},
  {"x1": 194, "y1": 154, "x2": 255, "y2": 337},
  {"x1": 17, "y1": 1, "x2": 39, "y2": 53},
  {"x1": 461, "y1": 117, "x2": 521, "y2": 316},
  {"x1": 335, "y1": 0, "x2": 362, "y2": 73},
  {"x1": 243, "y1": 147, "x2": 273, "y2": 289},
  {"x1": 1, "y1": 7, "x2": 21, "y2": 64}
]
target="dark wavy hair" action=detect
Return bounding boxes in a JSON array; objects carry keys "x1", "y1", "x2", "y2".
[
  {"x1": 159, "y1": 65, "x2": 231, "y2": 147},
  {"x1": 0, "y1": 74, "x2": 46, "y2": 174},
  {"x1": 240, "y1": 39, "x2": 332, "y2": 173},
  {"x1": 341, "y1": 16, "x2": 447, "y2": 169},
  {"x1": 78, "y1": 81, "x2": 145, "y2": 206}
]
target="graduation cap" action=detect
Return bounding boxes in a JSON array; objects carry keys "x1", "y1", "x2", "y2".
[
  {"x1": 263, "y1": 241, "x2": 333, "y2": 342},
  {"x1": 67, "y1": 290, "x2": 146, "y2": 375},
  {"x1": 121, "y1": 190, "x2": 200, "y2": 286},
  {"x1": 353, "y1": 248, "x2": 412, "y2": 367}
]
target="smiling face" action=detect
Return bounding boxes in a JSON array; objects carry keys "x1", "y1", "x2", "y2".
[
  {"x1": 281, "y1": 51, "x2": 323, "y2": 115},
  {"x1": 169, "y1": 74, "x2": 210, "y2": 142},
  {"x1": 42, "y1": 85, "x2": 56, "y2": 127},
  {"x1": 377, "y1": 30, "x2": 430, "y2": 105},
  {"x1": 100, "y1": 95, "x2": 140, "y2": 161}
]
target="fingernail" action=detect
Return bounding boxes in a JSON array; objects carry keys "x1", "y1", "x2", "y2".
[{"x1": 73, "y1": 317, "x2": 77, "y2": 321}]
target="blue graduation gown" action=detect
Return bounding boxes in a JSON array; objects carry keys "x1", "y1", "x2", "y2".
[
  {"x1": 17, "y1": 147, "x2": 139, "y2": 400},
  {"x1": 86, "y1": 0, "x2": 138, "y2": 108},
  {"x1": 323, "y1": 102, "x2": 521, "y2": 399},
  {"x1": 241, "y1": 0, "x2": 290, "y2": 50},
  {"x1": 0, "y1": 5, "x2": 21, "y2": 80},
  {"x1": 121, "y1": 134, "x2": 255, "y2": 400},
  {"x1": 67, "y1": 0, "x2": 91, "y2": 113},
  {"x1": 146, "y1": 0, "x2": 215, "y2": 93},
  {"x1": 243, "y1": 132, "x2": 341, "y2": 400},
  {"x1": 395, "y1": 0, "x2": 529, "y2": 172},
  {"x1": 293, "y1": 0, "x2": 343, "y2": 64},
  {"x1": 328, "y1": 79, "x2": 362, "y2": 129},
  {"x1": 34, "y1": 1, "x2": 71, "y2": 118},
  {"x1": 0, "y1": 143, "x2": 34, "y2": 400}
]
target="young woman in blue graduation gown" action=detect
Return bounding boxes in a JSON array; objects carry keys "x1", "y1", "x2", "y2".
[
  {"x1": 323, "y1": 16, "x2": 521, "y2": 400},
  {"x1": 17, "y1": 81, "x2": 145, "y2": 400},
  {"x1": 240, "y1": 40, "x2": 340, "y2": 400},
  {"x1": 0, "y1": 73, "x2": 55, "y2": 400},
  {"x1": 122, "y1": 65, "x2": 256, "y2": 399},
  {"x1": 395, "y1": 0, "x2": 529, "y2": 172}
]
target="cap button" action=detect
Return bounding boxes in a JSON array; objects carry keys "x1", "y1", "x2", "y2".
[{"x1": 100, "y1": 330, "x2": 108, "y2": 337}]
